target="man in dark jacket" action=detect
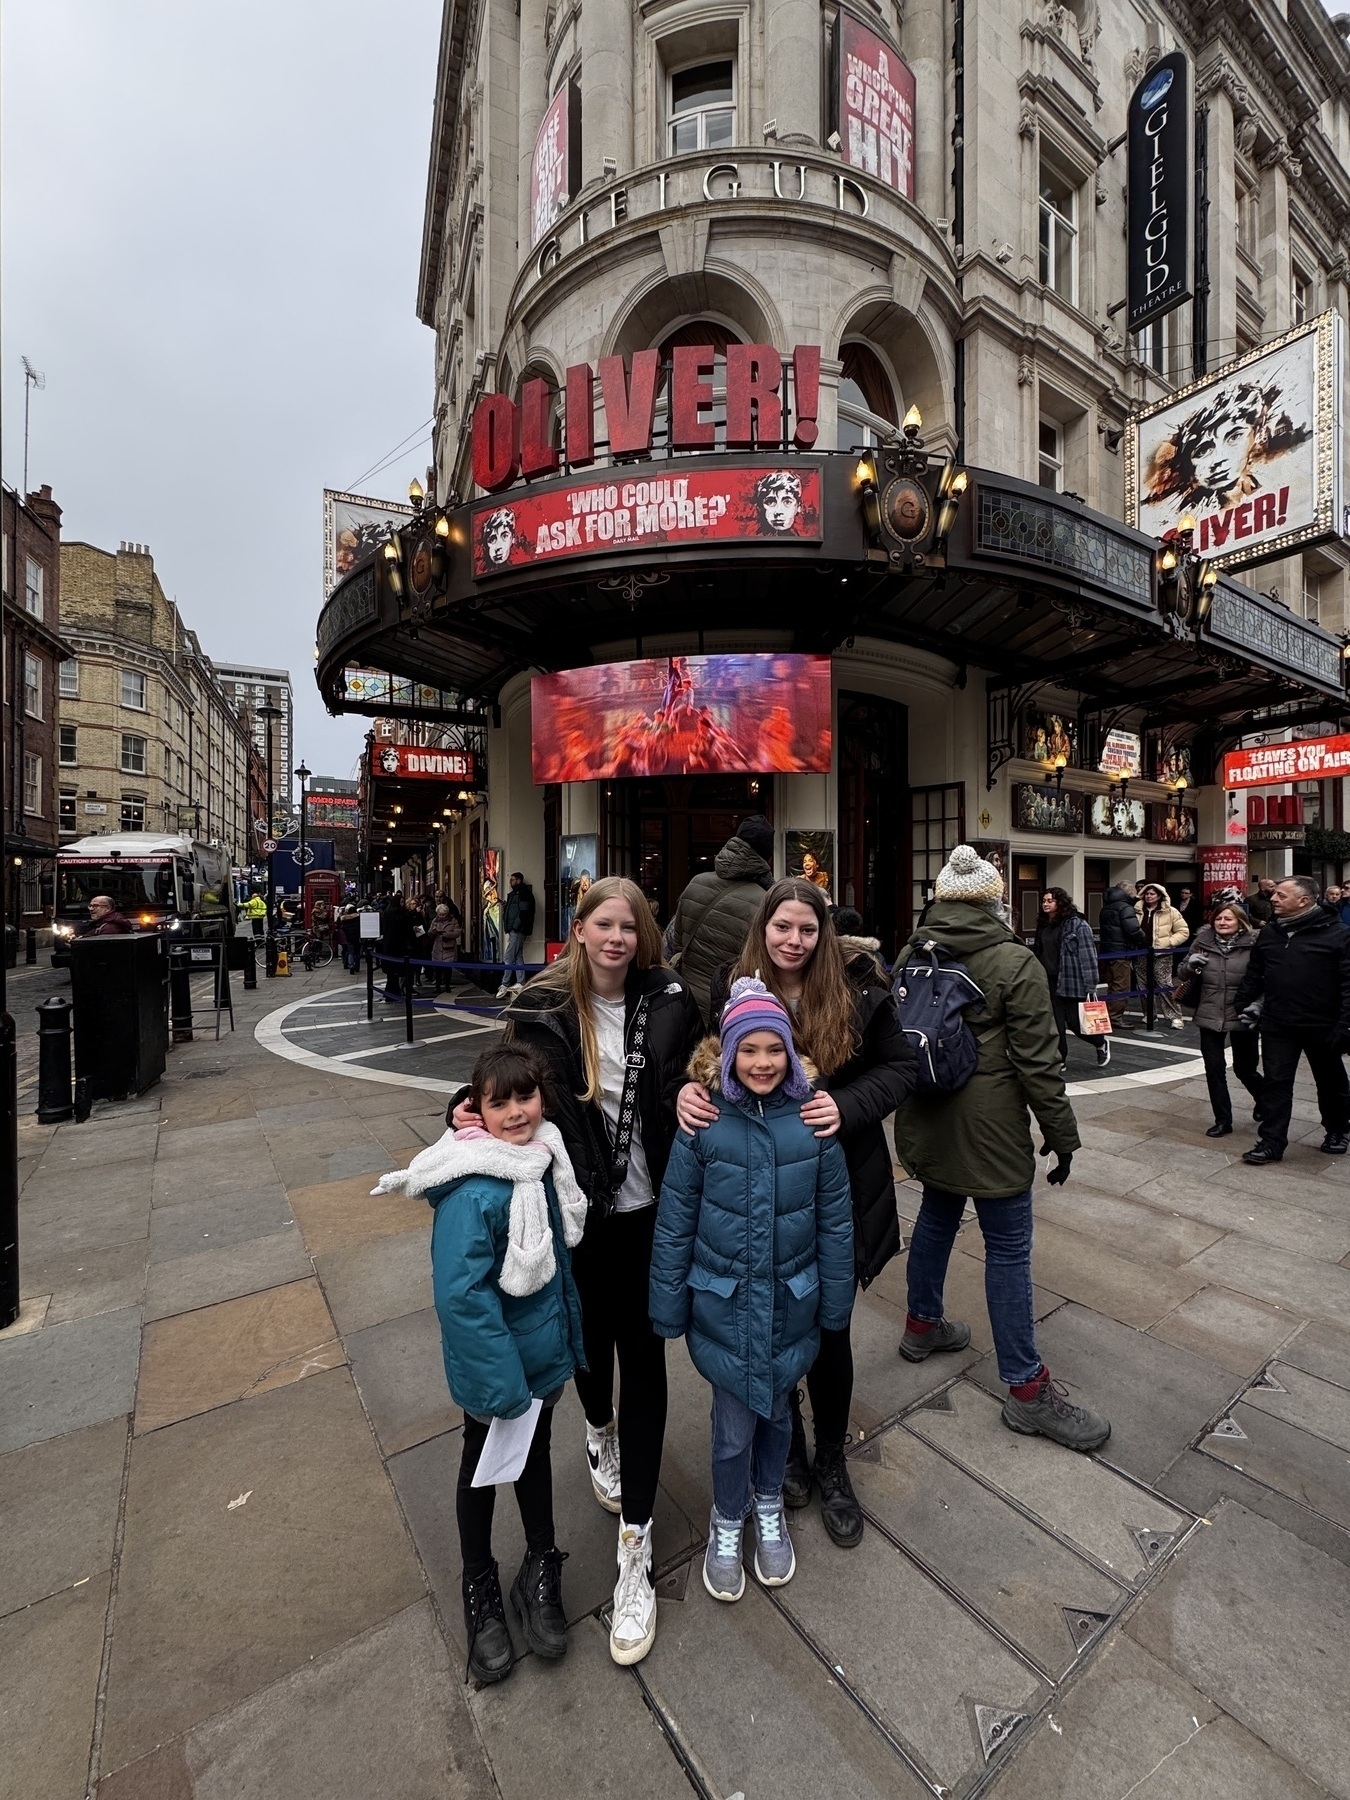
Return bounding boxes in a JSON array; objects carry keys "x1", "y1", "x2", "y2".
[
  {"x1": 379, "y1": 893, "x2": 419, "y2": 999},
  {"x1": 498, "y1": 872, "x2": 537, "y2": 997},
  {"x1": 1234, "y1": 875, "x2": 1350, "y2": 1164},
  {"x1": 1246, "y1": 877, "x2": 1276, "y2": 924},
  {"x1": 667, "y1": 815, "x2": 774, "y2": 1022},
  {"x1": 79, "y1": 894, "x2": 134, "y2": 935},
  {"x1": 1098, "y1": 883, "x2": 1144, "y2": 1028}
]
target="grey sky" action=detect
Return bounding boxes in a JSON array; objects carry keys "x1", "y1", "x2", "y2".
[{"x1": 2, "y1": 0, "x2": 440, "y2": 785}]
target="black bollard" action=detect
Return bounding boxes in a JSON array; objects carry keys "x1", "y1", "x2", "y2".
[
  {"x1": 366, "y1": 946, "x2": 375, "y2": 1021},
  {"x1": 25, "y1": 929, "x2": 36, "y2": 965},
  {"x1": 242, "y1": 939, "x2": 257, "y2": 991},
  {"x1": 36, "y1": 996, "x2": 74, "y2": 1123},
  {"x1": 169, "y1": 949, "x2": 194, "y2": 1043},
  {"x1": 73, "y1": 1075, "x2": 91, "y2": 1123},
  {"x1": 404, "y1": 958, "x2": 414, "y2": 1044}
]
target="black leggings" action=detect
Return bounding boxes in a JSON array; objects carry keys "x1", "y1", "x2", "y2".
[
  {"x1": 804, "y1": 1321, "x2": 855, "y2": 1450},
  {"x1": 457, "y1": 1405, "x2": 555, "y2": 1580},
  {"x1": 570, "y1": 1205, "x2": 667, "y2": 1528}
]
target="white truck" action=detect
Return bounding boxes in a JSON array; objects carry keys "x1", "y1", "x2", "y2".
[{"x1": 53, "y1": 834, "x2": 235, "y2": 965}]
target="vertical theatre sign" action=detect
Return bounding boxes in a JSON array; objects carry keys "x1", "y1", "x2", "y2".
[
  {"x1": 530, "y1": 84, "x2": 577, "y2": 248},
  {"x1": 1127, "y1": 50, "x2": 1191, "y2": 331},
  {"x1": 837, "y1": 12, "x2": 915, "y2": 199}
]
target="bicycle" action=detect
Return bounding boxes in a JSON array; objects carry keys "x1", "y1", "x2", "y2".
[{"x1": 298, "y1": 930, "x2": 334, "y2": 970}]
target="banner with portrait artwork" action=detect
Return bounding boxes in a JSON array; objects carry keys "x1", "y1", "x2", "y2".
[
  {"x1": 323, "y1": 490, "x2": 416, "y2": 597},
  {"x1": 1201, "y1": 845, "x2": 1247, "y2": 905},
  {"x1": 785, "y1": 830, "x2": 835, "y2": 900},
  {"x1": 1149, "y1": 804, "x2": 1198, "y2": 846},
  {"x1": 559, "y1": 837, "x2": 598, "y2": 937},
  {"x1": 1126, "y1": 313, "x2": 1344, "y2": 570},
  {"x1": 1013, "y1": 785, "x2": 1084, "y2": 835},
  {"x1": 1087, "y1": 794, "x2": 1145, "y2": 840},
  {"x1": 1022, "y1": 709, "x2": 1078, "y2": 766}
]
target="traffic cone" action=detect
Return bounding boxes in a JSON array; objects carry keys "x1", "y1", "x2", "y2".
[{"x1": 276, "y1": 944, "x2": 291, "y2": 976}]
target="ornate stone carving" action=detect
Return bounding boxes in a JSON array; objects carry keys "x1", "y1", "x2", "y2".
[
  {"x1": 1018, "y1": 355, "x2": 1035, "y2": 387},
  {"x1": 1235, "y1": 117, "x2": 1259, "y2": 158},
  {"x1": 1258, "y1": 135, "x2": 1301, "y2": 178},
  {"x1": 1124, "y1": 47, "x2": 1145, "y2": 84},
  {"x1": 1018, "y1": 105, "x2": 1038, "y2": 139},
  {"x1": 1196, "y1": 57, "x2": 1250, "y2": 113}
]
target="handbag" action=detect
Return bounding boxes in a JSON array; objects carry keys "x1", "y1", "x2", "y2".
[{"x1": 1078, "y1": 998, "x2": 1112, "y2": 1036}]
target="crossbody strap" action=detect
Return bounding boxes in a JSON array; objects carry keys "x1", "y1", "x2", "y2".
[{"x1": 609, "y1": 994, "x2": 651, "y2": 1189}]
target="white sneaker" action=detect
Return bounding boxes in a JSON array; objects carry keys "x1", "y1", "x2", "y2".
[
  {"x1": 610, "y1": 1519, "x2": 656, "y2": 1665},
  {"x1": 495, "y1": 985, "x2": 511, "y2": 999},
  {"x1": 1171, "y1": 1016, "x2": 1186, "y2": 1030},
  {"x1": 585, "y1": 1417, "x2": 622, "y2": 1513}
]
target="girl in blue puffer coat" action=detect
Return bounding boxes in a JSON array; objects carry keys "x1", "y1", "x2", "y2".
[{"x1": 650, "y1": 978, "x2": 854, "y2": 1603}]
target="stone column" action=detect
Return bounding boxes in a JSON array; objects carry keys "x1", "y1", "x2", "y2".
[
  {"x1": 517, "y1": 0, "x2": 549, "y2": 254},
  {"x1": 1258, "y1": 154, "x2": 1291, "y2": 332},
  {"x1": 902, "y1": 0, "x2": 945, "y2": 220},
  {"x1": 1197, "y1": 70, "x2": 1237, "y2": 371},
  {"x1": 580, "y1": 0, "x2": 634, "y2": 183},
  {"x1": 765, "y1": 0, "x2": 821, "y2": 146}
]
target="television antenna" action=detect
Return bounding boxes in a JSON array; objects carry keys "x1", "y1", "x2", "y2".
[{"x1": 21, "y1": 357, "x2": 45, "y2": 496}]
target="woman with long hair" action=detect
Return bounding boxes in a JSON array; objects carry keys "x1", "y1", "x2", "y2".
[
  {"x1": 677, "y1": 878, "x2": 915, "y2": 1549},
  {"x1": 1177, "y1": 901, "x2": 1264, "y2": 1136},
  {"x1": 457, "y1": 875, "x2": 702, "y2": 1667},
  {"x1": 1033, "y1": 888, "x2": 1109, "y2": 1068},
  {"x1": 1136, "y1": 881, "x2": 1191, "y2": 1027}
]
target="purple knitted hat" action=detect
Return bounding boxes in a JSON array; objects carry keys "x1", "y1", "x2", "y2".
[{"x1": 719, "y1": 976, "x2": 812, "y2": 1102}]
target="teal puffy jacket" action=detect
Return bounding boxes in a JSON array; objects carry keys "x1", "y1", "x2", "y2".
[
  {"x1": 429, "y1": 1170, "x2": 585, "y2": 1420},
  {"x1": 649, "y1": 1088, "x2": 855, "y2": 1416}
]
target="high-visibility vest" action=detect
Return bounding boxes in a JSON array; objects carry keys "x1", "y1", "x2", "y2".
[{"x1": 242, "y1": 895, "x2": 267, "y2": 919}]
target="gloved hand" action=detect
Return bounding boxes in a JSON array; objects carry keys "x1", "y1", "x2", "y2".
[
  {"x1": 1233, "y1": 1006, "x2": 1261, "y2": 1033},
  {"x1": 1046, "y1": 1153, "x2": 1072, "y2": 1187},
  {"x1": 1332, "y1": 1027, "x2": 1350, "y2": 1056}
]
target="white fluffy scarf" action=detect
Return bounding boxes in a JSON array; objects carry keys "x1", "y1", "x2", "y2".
[{"x1": 371, "y1": 1120, "x2": 588, "y2": 1297}]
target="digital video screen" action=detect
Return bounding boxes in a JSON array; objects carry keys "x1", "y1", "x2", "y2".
[{"x1": 532, "y1": 653, "x2": 832, "y2": 783}]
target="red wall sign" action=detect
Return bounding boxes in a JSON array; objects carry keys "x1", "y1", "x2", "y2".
[
  {"x1": 370, "y1": 745, "x2": 478, "y2": 783},
  {"x1": 839, "y1": 14, "x2": 916, "y2": 199},
  {"x1": 1200, "y1": 845, "x2": 1247, "y2": 903},
  {"x1": 472, "y1": 466, "x2": 823, "y2": 576},
  {"x1": 530, "y1": 86, "x2": 570, "y2": 248},
  {"x1": 1223, "y1": 735, "x2": 1350, "y2": 787}
]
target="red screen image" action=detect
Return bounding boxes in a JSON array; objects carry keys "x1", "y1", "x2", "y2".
[{"x1": 532, "y1": 654, "x2": 832, "y2": 784}]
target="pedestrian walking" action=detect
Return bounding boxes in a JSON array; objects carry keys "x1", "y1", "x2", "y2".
[
  {"x1": 1233, "y1": 876, "x2": 1350, "y2": 1165},
  {"x1": 338, "y1": 903, "x2": 363, "y2": 973},
  {"x1": 1246, "y1": 877, "x2": 1276, "y2": 924},
  {"x1": 666, "y1": 814, "x2": 775, "y2": 1022},
  {"x1": 373, "y1": 1045, "x2": 587, "y2": 1684},
  {"x1": 498, "y1": 871, "x2": 537, "y2": 997},
  {"x1": 677, "y1": 877, "x2": 916, "y2": 1549},
  {"x1": 1176, "y1": 903, "x2": 1264, "y2": 1138},
  {"x1": 650, "y1": 979, "x2": 854, "y2": 1603},
  {"x1": 1098, "y1": 882, "x2": 1145, "y2": 1027},
  {"x1": 1033, "y1": 888, "x2": 1110, "y2": 1067},
  {"x1": 451, "y1": 876, "x2": 702, "y2": 1666},
  {"x1": 428, "y1": 903, "x2": 463, "y2": 992},
  {"x1": 379, "y1": 892, "x2": 418, "y2": 999},
  {"x1": 1136, "y1": 882, "x2": 1190, "y2": 1027},
  {"x1": 892, "y1": 845, "x2": 1111, "y2": 1452}
]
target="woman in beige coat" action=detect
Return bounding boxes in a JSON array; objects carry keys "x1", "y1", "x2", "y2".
[{"x1": 1136, "y1": 882, "x2": 1191, "y2": 1027}]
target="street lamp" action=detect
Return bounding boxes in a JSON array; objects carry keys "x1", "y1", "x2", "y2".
[
  {"x1": 257, "y1": 701, "x2": 283, "y2": 970},
  {"x1": 296, "y1": 761, "x2": 311, "y2": 929}
]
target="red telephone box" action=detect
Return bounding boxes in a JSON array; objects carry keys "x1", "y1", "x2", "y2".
[{"x1": 303, "y1": 870, "x2": 342, "y2": 929}]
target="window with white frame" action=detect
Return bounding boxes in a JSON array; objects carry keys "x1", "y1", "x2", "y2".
[
  {"x1": 59, "y1": 789, "x2": 77, "y2": 835},
  {"x1": 163, "y1": 745, "x2": 174, "y2": 782},
  {"x1": 121, "y1": 733, "x2": 147, "y2": 774},
  {"x1": 24, "y1": 556, "x2": 43, "y2": 618},
  {"x1": 59, "y1": 658, "x2": 78, "y2": 697},
  {"x1": 1137, "y1": 317, "x2": 1167, "y2": 376},
  {"x1": 1303, "y1": 573, "x2": 1322, "y2": 625},
  {"x1": 120, "y1": 795, "x2": 146, "y2": 832},
  {"x1": 23, "y1": 753, "x2": 41, "y2": 814},
  {"x1": 1038, "y1": 159, "x2": 1078, "y2": 304},
  {"x1": 59, "y1": 724, "x2": 78, "y2": 765},
  {"x1": 668, "y1": 61, "x2": 734, "y2": 154},
  {"x1": 1038, "y1": 420, "x2": 1063, "y2": 490},
  {"x1": 1293, "y1": 269, "x2": 1311, "y2": 327},
  {"x1": 837, "y1": 342, "x2": 900, "y2": 447},
  {"x1": 23, "y1": 653, "x2": 42, "y2": 718},
  {"x1": 120, "y1": 668, "x2": 147, "y2": 710}
]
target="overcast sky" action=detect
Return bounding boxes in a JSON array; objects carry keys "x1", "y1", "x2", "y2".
[{"x1": 2, "y1": 0, "x2": 441, "y2": 784}]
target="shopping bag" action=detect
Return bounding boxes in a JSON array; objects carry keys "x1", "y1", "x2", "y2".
[{"x1": 1078, "y1": 998, "x2": 1113, "y2": 1036}]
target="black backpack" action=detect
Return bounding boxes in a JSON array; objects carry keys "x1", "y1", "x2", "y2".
[{"x1": 892, "y1": 940, "x2": 986, "y2": 1092}]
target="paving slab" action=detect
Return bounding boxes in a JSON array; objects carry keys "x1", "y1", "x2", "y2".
[
  {"x1": 1157, "y1": 1448, "x2": 1350, "y2": 1570},
  {"x1": 19, "y1": 1157, "x2": 153, "y2": 1216},
  {"x1": 151, "y1": 1117, "x2": 271, "y2": 1162},
  {"x1": 143, "y1": 1228, "x2": 312, "y2": 1323},
  {"x1": 313, "y1": 1223, "x2": 433, "y2": 1336},
  {"x1": 846, "y1": 1281, "x2": 983, "y2": 1434},
  {"x1": 905, "y1": 1382, "x2": 1189, "y2": 1583},
  {"x1": 37, "y1": 1122, "x2": 162, "y2": 1172},
  {"x1": 0, "y1": 1305, "x2": 141, "y2": 1453},
  {"x1": 640, "y1": 1573, "x2": 931, "y2": 1799},
  {"x1": 136, "y1": 1278, "x2": 343, "y2": 1434},
  {"x1": 254, "y1": 1098, "x2": 357, "y2": 1129},
  {"x1": 0, "y1": 1415, "x2": 126, "y2": 1616},
  {"x1": 868, "y1": 1244, "x2": 1064, "y2": 1362},
  {"x1": 991, "y1": 1629, "x2": 1322, "y2": 1800},
  {"x1": 0, "y1": 1573, "x2": 110, "y2": 1800},
  {"x1": 343, "y1": 1305, "x2": 461, "y2": 1454},
  {"x1": 147, "y1": 1185, "x2": 293, "y2": 1263},
  {"x1": 100, "y1": 1366, "x2": 424, "y2": 1772},
  {"x1": 1125, "y1": 1499, "x2": 1350, "y2": 1798},
  {"x1": 18, "y1": 1190, "x2": 151, "y2": 1263},
  {"x1": 469, "y1": 1614, "x2": 689, "y2": 1800},
  {"x1": 1198, "y1": 1401, "x2": 1350, "y2": 1530},
  {"x1": 1220, "y1": 1158, "x2": 1350, "y2": 1215},
  {"x1": 22, "y1": 1238, "x2": 149, "y2": 1327},
  {"x1": 1184, "y1": 1236, "x2": 1350, "y2": 1329},
  {"x1": 1131, "y1": 1171, "x2": 1350, "y2": 1262},
  {"x1": 287, "y1": 1171, "x2": 428, "y2": 1258},
  {"x1": 1019, "y1": 1219, "x2": 1208, "y2": 1329},
  {"x1": 1280, "y1": 1318, "x2": 1350, "y2": 1392},
  {"x1": 150, "y1": 1158, "x2": 280, "y2": 1209},
  {"x1": 850, "y1": 1425, "x2": 1125, "y2": 1677},
  {"x1": 1148, "y1": 1286, "x2": 1302, "y2": 1377},
  {"x1": 270, "y1": 1143, "x2": 394, "y2": 1188},
  {"x1": 1033, "y1": 1184, "x2": 1227, "y2": 1267},
  {"x1": 1240, "y1": 1361, "x2": 1350, "y2": 1451}
]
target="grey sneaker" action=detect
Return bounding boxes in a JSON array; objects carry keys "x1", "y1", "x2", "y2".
[
  {"x1": 1001, "y1": 1372, "x2": 1110, "y2": 1453},
  {"x1": 702, "y1": 1509, "x2": 746, "y2": 1602},
  {"x1": 751, "y1": 1494, "x2": 796, "y2": 1587},
  {"x1": 899, "y1": 1316, "x2": 972, "y2": 1363}
]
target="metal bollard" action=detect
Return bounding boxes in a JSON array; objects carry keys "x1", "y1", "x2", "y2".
[
  {"x1": 404, "y1": 958, "x2": 414, "y2": 1044},
  {"x1": 25, "y1": 929, "x2": 37, "y2": 965},
  {"x1": 366, "y1": 947, "x2": 375, "y2": 1021},
  {"x1": 36, "y1": 996, "x2": 74, "y2": 1123},
  {"x1": 242, "y1": 939, "x2": 257, "y2": 990},
  {"x1": 169, "y1": 950, "x2": 194, "y2": 1043}
]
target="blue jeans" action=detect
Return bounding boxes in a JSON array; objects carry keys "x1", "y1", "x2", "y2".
[
  {"x1": 710, "y1": 1386, "x2": 793, "y2": 1520},
  {"x1": 906, "y1": 1187, "x2": 1041, "y2": 1386},
  {"x1": 503, "y1": 929, "x2": 526, "y2": 986}
]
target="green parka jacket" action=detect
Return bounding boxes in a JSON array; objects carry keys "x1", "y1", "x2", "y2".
[{"x1": 892, "y1": 900, "x2": 1081, "y2": 1198}]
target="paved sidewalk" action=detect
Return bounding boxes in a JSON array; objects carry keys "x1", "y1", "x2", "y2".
[{"x1": 2, "y1": 963, "x2": 1349, "y2": 1799}]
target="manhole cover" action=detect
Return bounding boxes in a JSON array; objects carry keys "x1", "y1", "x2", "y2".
[{"x1": 974, "y1": 1703, "x2": 1026, "y2": 1763}]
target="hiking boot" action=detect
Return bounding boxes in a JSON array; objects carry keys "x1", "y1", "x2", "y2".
[
  {"x1": 609, "y1": 1519, "x2": 656, "y2": 1666},
  {"x1": 510, "y1": 1546, "x2": 569, "y2": 1660},
  {"x1": 462, "y1": 1562, "x2": 513, "y2": 1685},
  {"x1": 1001, "y1": 1371, "x2": 1111, "y2": 1453},
  {"x1": 1242, "y1": 1143, "x2": 1284, "y2": 1165},
  {"x1": 814, "y1": 1442, "x2": 864, "y2": 1548},
  {"x1": 585, "y1": 1416, "x2": 622, "y2": 1513},
  {"x1": 783, "y1": 1387, "x2": 811, "y2": 1509},
  {"x1": 899, "y1": 1316, "x2": 972, "y2": 1364},
  {"x1": 1320, "y1": 1132, "x2": 1349, "y2": 1155},
  {"x1": 702, "y1": 1509, "x2": 746, "y2": 1603},
  {"x1": 751, "y1": 1494, "x2": 796, "y2": 1586}
]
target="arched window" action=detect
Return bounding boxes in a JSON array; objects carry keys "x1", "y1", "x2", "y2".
[
  {"x1": 516, "y1": 367, "x2": 561, "y2": 450},
  {"x1": 837, "y1": 341, "x2": 899, "y2": 447}
]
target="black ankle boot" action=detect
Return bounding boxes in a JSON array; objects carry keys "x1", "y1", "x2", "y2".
[
  {"x1": 815, "y1": 1441, "x2": 864, "y2": 1548},
  {"x1": 463, "y1": 1561, "x2": 514, "y2": 1684},
  {"x1": 783, "y1": 1387, "x2": 811, "y2": 1510},
  {"x1": 510, "y1": 1546, "x2": 569, "y2": 1660}
]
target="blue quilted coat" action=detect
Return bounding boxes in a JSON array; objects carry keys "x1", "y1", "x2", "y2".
[{"x1": 649, "y1": 1078, "x2": 855, "y2": 1417}]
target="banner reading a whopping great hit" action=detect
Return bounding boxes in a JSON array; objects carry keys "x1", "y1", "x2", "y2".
[
  {"x1": 1126, "y1": 313, "x2": 1344, "y2": 570},
  {"x1": 838, "y1": 12, "x2": 915, "y2": 199}
]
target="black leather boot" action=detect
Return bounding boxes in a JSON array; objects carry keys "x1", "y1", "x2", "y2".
[
  {"x1": 783, "y1": 1387, "x2": 811, "y2": 1510},
  {"x1": 462, "y1": 1562, "x2": 513, "y2": 1684},
  {"x1": 510, "y1": 1546, "x2": 569, "y2": 1660},
  {"x1": 815, "y1": 1441, "x2": 864, "y2": 1548}
]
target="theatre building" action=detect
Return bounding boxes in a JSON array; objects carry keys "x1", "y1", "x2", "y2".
[{"x1": 317, "y1": 0, "x2": 1350, "y2": 962}]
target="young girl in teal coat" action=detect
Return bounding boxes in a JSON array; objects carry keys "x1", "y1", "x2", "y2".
[
  {"x1": 373, "y1": 1045, "x2": 587, "y2": 1685},
  {"x1": 650, "y1": 979, "x2": 854, "y2": 1603}
]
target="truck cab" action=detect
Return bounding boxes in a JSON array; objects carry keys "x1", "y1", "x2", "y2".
[{"x1": 53, "y1": 834, "x2": 235, "y2": 966}]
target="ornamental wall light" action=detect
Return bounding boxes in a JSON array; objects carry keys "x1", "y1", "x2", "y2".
[
  {"x1": 856, "y1": 405, "x2": 970, "y2": 567},
  {"x1": 1043, "y1": 752, "x2": 1068, "y2": 792},
  {"x1": 1155, "y1": 515, "x2": 1219, "y2": 631}
]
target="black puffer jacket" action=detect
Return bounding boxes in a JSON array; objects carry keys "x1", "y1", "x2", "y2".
[
  {"x1": 1098, "y1": 887, "x2": 1146, "y2": 954},
  {"x1": 486, "y1": 965, "x2": 704, "y2": 1220},
  {"x1": 1234, "y1": 907, "x2": 1350, "y2": 1037},
  {"x1": 710, "y1": 947, "x2": 917, "y2": 1287},
  {"x1": 669, "y1": 836, "x2": 774, "y2": 1024}
]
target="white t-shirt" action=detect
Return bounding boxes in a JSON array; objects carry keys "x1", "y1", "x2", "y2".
[{"x1": 591, "y1": 994, "x2": 655, "y2": 1213}]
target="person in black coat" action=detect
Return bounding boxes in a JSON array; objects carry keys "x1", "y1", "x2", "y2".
[
  {"x1": 379, "y1": 894, "x2": 419, "y2": 999},
  {"x1": 1233, "y1": 875, "x2": 1350, "y2": 1164},
  {"x1": 1098, "y1": 883, "x2": 1145, "y2": 1028},
  {"x1": 498, "y1": 872, "x2": 538, "y2": 998}
]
